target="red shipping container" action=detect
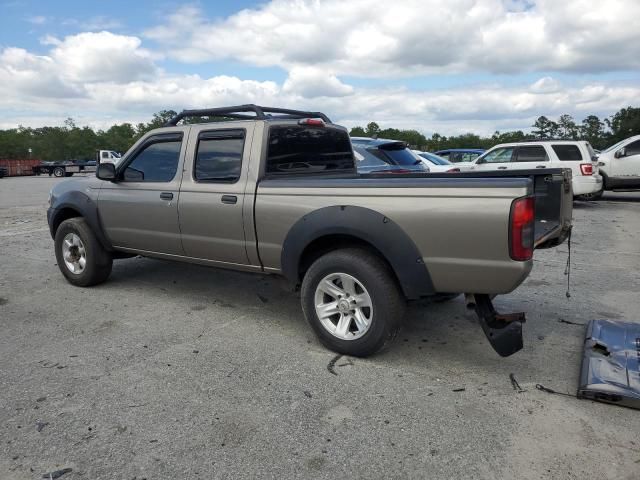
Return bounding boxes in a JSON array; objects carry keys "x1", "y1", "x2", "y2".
[{"x1": 0, "y1": 158, "x2": 42, "y2": 176}]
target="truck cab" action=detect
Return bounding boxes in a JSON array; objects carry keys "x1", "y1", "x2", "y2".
[{"x1": 97, "y1": 150, "x2": 122, "y2": 165}]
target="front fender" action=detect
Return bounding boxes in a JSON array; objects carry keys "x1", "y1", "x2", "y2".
[
  {"x1": 281, "y1": 205, "x2": 434, "y2": 299},
  {"x1": 49, "y1": 190, "x2": 112, "y2": 250}
]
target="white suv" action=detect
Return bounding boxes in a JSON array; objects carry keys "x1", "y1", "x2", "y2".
[{"x1": 471, "y1": 141, "x2": 602, "y2": 198}]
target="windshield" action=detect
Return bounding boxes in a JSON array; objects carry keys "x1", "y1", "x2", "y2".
[
  {"x1": 602, "y1": 139, "x2": 627, "y2": 153},
  {"x1": 418, "y1": 152, "x2": 451, "y2": 165}
]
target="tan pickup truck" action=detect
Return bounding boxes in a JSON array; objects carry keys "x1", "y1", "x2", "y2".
[{"x1": 47, "y1": 105, "x2": 572, "y2": 357}]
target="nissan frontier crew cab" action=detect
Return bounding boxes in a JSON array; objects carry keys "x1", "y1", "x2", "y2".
[{"x1": 47, "y1": 105, "x2": 573, "y2": 358}]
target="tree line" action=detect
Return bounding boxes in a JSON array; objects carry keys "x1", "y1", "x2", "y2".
[
  {"x1": 350, "y1": 106, "x2": 640, "y2": 151},
  {"x1": 0, "y1": 107, "x2": 639, "y2": 161}
]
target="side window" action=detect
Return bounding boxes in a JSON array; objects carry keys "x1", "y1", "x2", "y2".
[
  {"x1": 552, "y1": 145, "x2": 582, "y2": 161},
  {"x1": 101, "y1": 151, "x2": 108, "y2": 159},
  {"x1": 625, "y1": 140, "x2": 640, "y2": 156},
  {"x1": 481, "y1": 147, "x2": 515, "y2": 163},
  {"x1": 194, "y1": 130, "x2": 245, "y2": 182},
  {"x1": 438, "y1": 152, "x2": 450, "y2": 160},
  {"x1": 266, "y1": 126, "x2": 354, "y2": 175},
  {"x1": 123, "y1": 136, "x2": 182, "y2": 182},
  {"x1": 515, "y1": 146, "x2": 548, "y2": 162},
  {"x1": 449, "y1": 152, "x2": 462, "y2": 163},
  {"x1": 460, "y1": 152, "x2": 481, "y2": 162}
]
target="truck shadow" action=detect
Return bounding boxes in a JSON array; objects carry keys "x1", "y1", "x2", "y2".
[{"x1": 105, "y1": 257, "x2": 539, "y2": 372}]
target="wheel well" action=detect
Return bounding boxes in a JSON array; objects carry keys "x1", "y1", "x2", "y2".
[
  {"x1": 297, "y1": 234, "x2": 401, "y2": 287},
  {"x1": 52, "y1": 207, "x2": 82, "y2": 235}
]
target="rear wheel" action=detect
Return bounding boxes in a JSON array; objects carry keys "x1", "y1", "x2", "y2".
[
  {"x1": 301, "y1": 248, "x2": 405, "y2": 357},
  {"x1": 54, "y1": 217, "x2": 112, "y2": 287}
]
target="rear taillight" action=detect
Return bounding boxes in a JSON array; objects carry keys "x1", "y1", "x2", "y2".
[
  {"x1": 298, "y1": 118, "x2": 325, "y2": 127},
  {"x1": 446, "y1": 168, "x2": 460, "y2": 173},
  {"x1": 510, "y1": 196, "x2": 535, "y2": 261},
  {"x1": 580, "y1": 163, "x2": 593, "y2": 175}
]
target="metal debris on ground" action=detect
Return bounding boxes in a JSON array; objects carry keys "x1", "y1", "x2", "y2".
[
  {"x1": 509, "y1": 373, "x2": 526, "y2": 393},
  {"x1": 42, "y1": 468, "x2": 72, "y2": 479},
  {"x1": 577, "y1": 319, "x2": 640, "y2": 410}
]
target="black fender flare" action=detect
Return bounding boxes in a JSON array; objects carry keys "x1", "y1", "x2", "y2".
[
  {"x1": 49, "y1": 190, "x2": 113, "y2": 251},
  {"x1": 281, "y1": 205, "x2": 434, "y2": 299}
]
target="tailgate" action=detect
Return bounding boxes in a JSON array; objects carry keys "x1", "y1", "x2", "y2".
[{"x1": 533, "y1": 168, "x2": 573, "y2": 248}]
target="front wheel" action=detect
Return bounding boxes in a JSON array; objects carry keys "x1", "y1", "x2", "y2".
[
  {"x1": 54, "y1": 217, "x2": 112, "y2": 287},
  {"x1": 53, "y1": 167, "x2": 65, "y2": 177},
  {"x1": 301, "y1": 248, "x2": 405, "y2": 357}
]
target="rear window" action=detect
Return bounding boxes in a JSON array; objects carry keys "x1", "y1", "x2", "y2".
[
  {"x1": 552, "y1": 144, "x2": 583, "y2": 161},
  {"x1": 515, "y1": 146, "x2": 548, "y2": 162},
  {"x1": 266, "y1": 126, "x2": 354, "y2": 175},
  {"x1": 368, "y1": 146, "x2": 421, "y2": 166}
]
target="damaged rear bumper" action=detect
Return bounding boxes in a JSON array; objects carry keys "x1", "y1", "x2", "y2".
[{"x1": 472, "y1": 294, "x2": 526, "y2": 357}]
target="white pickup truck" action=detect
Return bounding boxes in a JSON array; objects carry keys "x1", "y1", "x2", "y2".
[{"x1": 594, "y1": 135, "x2": 640, "y2": 197}]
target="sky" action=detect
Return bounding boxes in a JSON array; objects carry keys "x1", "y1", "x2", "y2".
[{"x1": 1, "y1": 0, "x2": 640, "y2": 136}]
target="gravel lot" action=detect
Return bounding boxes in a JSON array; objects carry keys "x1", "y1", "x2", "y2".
[{"x1": 1, "y1": 175, "x2": 639, "y2": 479}]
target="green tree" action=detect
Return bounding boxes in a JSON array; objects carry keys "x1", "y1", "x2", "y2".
[
  {"x1": 557, "y1": 114, "x2": 578, "y2": 139},
  {"x1": 532, "y1": 116, "x2": 559, "y2": 138},
  {"x1": 606, "y1": 107, "x2": 640, "y2": 144},
  {"x1": 349, "y1": 126, "x2": 366, "y2": 136},
  {"x1": 580, "y1": 115, "x2": 607, "y2": 149},
  {"x1": 365, "y1": 122, "x2": 380, "y2": 137}
]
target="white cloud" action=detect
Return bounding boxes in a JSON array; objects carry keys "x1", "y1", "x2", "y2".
[
  {"x1": 145, "y1": 0, "x2": 640, "y2": 76},
  {"x1": 47, "y1": 31, "x2": 156, "y2": 83},
  {"x1": 2, "y1": 1, "x2": 640, "y2": 136},
  {"x1": 283, "y1": 67, "x2": 354, "y2": 98}
]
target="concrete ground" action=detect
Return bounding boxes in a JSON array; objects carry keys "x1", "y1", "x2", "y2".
[{"x1": 1, "y1": 175, "x2": 639, "y2": 480}]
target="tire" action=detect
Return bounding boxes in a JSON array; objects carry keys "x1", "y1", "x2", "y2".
[
  {"x1": 301, "y1": 248, "x2": 405, "y2": 357},
  {"x1": 53, "y1": 167, "x2": 65, "y2": 177},
  {"x1": 54, "y1": 217, "x2": 112, "y2": 287}
]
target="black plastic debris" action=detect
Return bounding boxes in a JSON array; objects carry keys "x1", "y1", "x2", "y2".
[{"x1": 577, "y1": 319, "x2": 640, "y2": 410}]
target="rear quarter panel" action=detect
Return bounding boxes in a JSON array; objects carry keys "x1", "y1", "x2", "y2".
[{"x1": 255, "y1": 178, "x2": 533, "y2": 294}]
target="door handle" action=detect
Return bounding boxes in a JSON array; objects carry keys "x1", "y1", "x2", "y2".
[
  {"x1": 221, "y1": 195, "x2": 237, "y2": 204},
  {"x1": 536, "y1": 165, "x2": 546, "y2": 169},
  {"x1": 160, "y1": 192, "x2": 174, "y2": 200},
  {"x1": 497, "y1": 166, "x2": 508, "y2": 170}
]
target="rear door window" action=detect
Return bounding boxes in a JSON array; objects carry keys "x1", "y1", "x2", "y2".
[
  {"x1": 514, "y1": 146, "x2": 548, "y2": 162},
  {"x1": 194, "y1": 129, "x2": 245, "y2": 182},
  {"x1": 266, "y1": 126, "x2": 354, "y2": 175},
  {"x1": 552, "y1": 144, "x2": 583, "y2": 161}
]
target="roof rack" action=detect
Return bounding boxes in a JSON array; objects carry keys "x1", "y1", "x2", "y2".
[{"x1": 165, "y1": 104, "x2": 332, "y2": 126}]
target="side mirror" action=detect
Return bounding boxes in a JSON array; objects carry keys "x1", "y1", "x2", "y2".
[
  {"x1": 614, "y1": 148, "x2": 625, "y2": 159},
  {"x1": 97, "y1": 163, "x2": 116, "y2": 181}
]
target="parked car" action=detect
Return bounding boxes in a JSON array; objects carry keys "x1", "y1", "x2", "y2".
[
  {"x1": 471, "y1": 141, "x2": 602, "y2": 198},
  {"x1": 592, "y1": 135, "x2": 640, "y2": 198},
  {"x1": 47, "y1": 104, "x2": 572, "y2": 358},
  {"x1": 351, "y1": 138, "x2": 429, "y2": 174},
  {"x1": 434, "y1": 148, "x2": 485, "y2": 163},
  {"x1": 412, "y1": 151, "x2": 469, "y2": 172}
]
